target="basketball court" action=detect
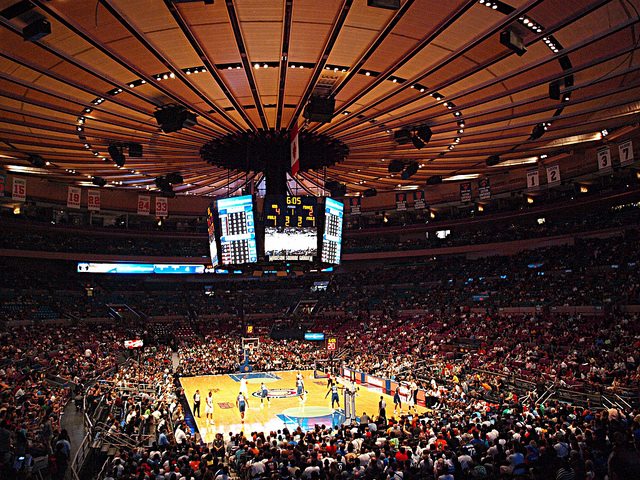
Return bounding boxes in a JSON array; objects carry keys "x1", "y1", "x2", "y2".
[{"x1": 180, "y1": 370, "x2": 426, "y2": 443}]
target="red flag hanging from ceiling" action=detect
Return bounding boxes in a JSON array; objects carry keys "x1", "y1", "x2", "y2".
[{"x1": 290, "y1": 122, "x2": 300, "y2": 176}]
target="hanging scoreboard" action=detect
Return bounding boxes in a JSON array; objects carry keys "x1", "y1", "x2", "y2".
[
  {"x1": 321, "y1": 197, "x2": 344, "y2": 264},
  {"x1": 206, "y1": 203, "x2": 219, "y2": 267},
  {"x1": 217, "y1": 195, "x2": 258, "y2": 265},
  {"x1": 264, "y1": 195, "x2": 318, "y2": 261}
]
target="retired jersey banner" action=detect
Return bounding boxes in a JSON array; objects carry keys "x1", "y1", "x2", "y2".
[
  {"x1": 395, "y1": 192, "x2": 407, "y2": 211},
  {"x1": 137, "y1": 195, "x2": 151, "y2": 215},
  {"x1": 597, "y1": 146, "x2": 612, "y2": 172},
  {"x1": 527, "y1": 169, "x2": 540, "y2": 190},
  {"x1": 413, "y1": 190, "x2": 426, "y2": 209},
  {"x1": 0, "y1": 173, "x2": 5, "y2": 197},
  {"x1": 546, "y1": 165, "x2": 561, "y2": 186},
  {"x1": 348, "y1": 197, "x2": 361, "y2": 215},
  {"x1": 67, "y1": 186, "x2": 81, "y2": 209},
  {"x1": 155, "y1": 196, "x2": 168, "y2": 217},
  {"x1": 460, "y1": 182, "x2": 472, "y2": 202},
  {"x1": 618, "y1": 140, "x2": 634, "y2": 166},
  {"x1": 87, "y1": 190, "x2": 101, "y2": 211},
  {"x1": 478, "y1": 177, "x2": 491, "y2": 201},
  {"x1": 12, "y1": 177, "x2": 26, "y2": 201}
]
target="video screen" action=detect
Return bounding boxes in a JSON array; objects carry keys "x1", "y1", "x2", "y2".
[
  {"x1": 206, "y1": 203, "x2": 219, "y2": 267},
  {"x1": 77, "y1": 263, "x2": 205, "y2": 274},
  {"x1": 321, "y1": 197, "x2": 344, "y2": 264},
  {"x1": 264, "y1": 195, "x2": 317, "y2": 261},
  {"x1": 217, "y1": 195, "x2": 258, "y2": 265}
]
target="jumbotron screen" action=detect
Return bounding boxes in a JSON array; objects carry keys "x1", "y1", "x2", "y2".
[
  {"x1": 264, "y1": 195, "x2": 318, "y2": 261},
  {"x1": 321, "y1": 197, "x2": 344, "y2": 264},
  {"x1": 217, "y1": 195, "x2": 258, "y2": 265},
  {"x1": 206, "y1": 203, "x2": 219, "y2": 267}
]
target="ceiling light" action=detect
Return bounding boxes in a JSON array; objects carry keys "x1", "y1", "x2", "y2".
[
  {"x1": 444, "y1": 173, "x2": 480, "y2": 181},
  {"x1": 254, "y1": 63, "x2": 260, "y2": 69}
]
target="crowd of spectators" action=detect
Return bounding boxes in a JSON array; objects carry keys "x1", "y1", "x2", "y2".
[
  {"x1": 1, "y1": 230, "x2": 639, "y2": 325},
  {"x1": 0, "y1": 324, "x2": 121, "y2": 477},
  {"x1": 1, "y1": 200, "x2": 640, "y2": 478},
  {"x1": 2, "y1": 195, "x2": 639, "y2": 257}
]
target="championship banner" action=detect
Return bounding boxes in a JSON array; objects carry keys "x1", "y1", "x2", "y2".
[
  {"x1": 137, "y1": 195, "x2": 151, "y2": 215},
  {"x1": 348, "y1": 196, "x2": 361, "y2": 215},
  {"x1": 413, "y1": 190, "x2": 426, "y2": 209},
  {"x1": 395, "y1": 192, "x2": 407, "y2": 211},
  {"x1": 478, "y1": 177, "x2": 491, "y2": 201},
  {"x1": 87, "y1": 190, "x2": 101, "y2": 211},
  {"x1": 597, "y1": 146, "x2": 612, "y2": 172},
  {"x1": 155, "y1": 196, "x2": 168, "y2": 217},
  {"x1": 67, "y1": 186, "x2": 81, "y2": 209},
  {"x1": 12, "y1": 177, "x2": 26, "y2": 201},
  {"x1": 0, "y1": 173, "x2": 5, "y2": 197},
  {"x1": 526, "y1": 169, "x2": 540, "y2": 190},
  {"x1": 460, "y1": 182, "x2": 472, "y2": 202},
  {"x1": 546, "y1": 165, "x2": 561, "y2": 186},
  {"x1": 618, "y1": 140, "x2": 634, "y2": 166}
]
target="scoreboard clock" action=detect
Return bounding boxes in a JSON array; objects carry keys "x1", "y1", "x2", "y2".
[
  {"x1": 265, "y1": 195, "x2": 317, "y2": 228},
  {"x1": 264, "y1": 195, "x2": 318, "y2": 261}
]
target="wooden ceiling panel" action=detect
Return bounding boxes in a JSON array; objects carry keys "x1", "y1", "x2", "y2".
[{"x1": 0, "y1": 0, "x2": 636, "y2": 195}]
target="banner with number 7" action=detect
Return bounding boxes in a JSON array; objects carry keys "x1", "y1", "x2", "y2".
[{"x1": 618, "y1": 140, "x2": 634, "y2": 166}]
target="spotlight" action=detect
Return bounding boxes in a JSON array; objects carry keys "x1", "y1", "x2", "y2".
[
  {"x1": 367, "y1": 0, "x2": 400, "y2": 9},
  {"x1": 92, "y1": 176, "x2": 107, "y2": 187},
  {"x1": 303, "y1": 96, "x2": 335, "y2": 123},
  {"x1": 128, "y1": 143, "x2": 143, "y2": 157},
  {"x1": 108, "y1": 144, "x2": 126, "y2": 167},
  {"x1": 22, "y1": 17, "x2": 51, "y2": 42},
  {"x1": 601, "y1": 129, "x2": 609, "y2": 137},
  {"x1": 394, "y1": 129, "x2": 412, "y2": 145},
  {"x1": 165, "y1": 172, "x2": 184, "y2": 184},
  {"x1": 388, "y1": 160, "x2": 405, "y2": 173},
  {"x1": 411, "y1": 126, "x2": 432, "y2": 150},
  {"x1": 325, "y1": 180, "x2": 346, "y2": 197},
  {"x1": 154, "y1": 105, "x2": 198, "y2": 133},
  {"x1": 27, "y1": 154, "x2": 46, "y2": 168},
  {"x1": 500, "y1": 29, "x2": 526, "y2": 56},
  {"x1": 154, "y1": 176, "x2": 173, "y2": 193},
  {"x1": 530, "y1": 123, "x2": 546, "y2": 140},
  {"x1": 401, "y1": 162, "x2": 419, "y2": 180}
]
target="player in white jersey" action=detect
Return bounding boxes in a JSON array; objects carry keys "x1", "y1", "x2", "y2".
[
  {"x1": 296, "y1": 377, "x2": 305, "y2": 402},
  {"x1": 259, "y1": 382, "x2": 270, "y2": 407},
  {"x1": 239, "y1": 375, "x2": 249, "y2": 397},
  {"x1": 205, "y1": 390, "x2": 214, "y2": 424}
]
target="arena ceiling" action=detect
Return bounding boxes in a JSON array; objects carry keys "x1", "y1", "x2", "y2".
[{"x1": 0, "y1": 0, "x2": 639, "y2": 197}]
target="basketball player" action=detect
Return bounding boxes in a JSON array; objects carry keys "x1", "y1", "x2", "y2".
[
  {"x1": 325, "y1": 383, "x2": 340, "y2": 408},
  {"x1": 393, "y1": 387, "x2": 402, "y2": 415},
  {"x1": 259, "y1": 382, "x2": 270, "y2": 407},
  {"x1": 205, "y1": 390, "x2": 214, "y2": 424},
  {"x1": 296, "y1": 376, "x2": 305, "y2": 402},
  {"x1": 407, "y1": 384, "x2": 415, "y2": 414},
  {"x1": 378, "y1": 396, "x2": 387, "y2": 422},
  {"x1": 236, "y1": 391, "x2": 248, "y2": 422},
  {"x1": 410, "y1": 380, "x2": 419, "y2": 414},
  {"x1": 327, "y1": 373, "x2": 334, "y2": 389},
  {"x1": 193, "y1": 389, "x2": 201, "y2": 418},
  {"x1": 239, "y1": 375, "x2": 249, "y2": 397}
]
